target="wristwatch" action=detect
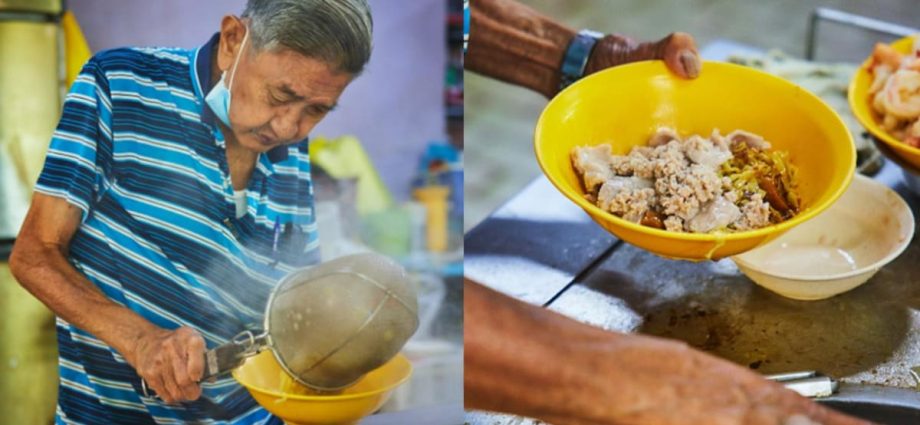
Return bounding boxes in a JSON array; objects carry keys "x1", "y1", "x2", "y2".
[{"x1": 559, "y1": 29, "x2": 604, "y2": 91}]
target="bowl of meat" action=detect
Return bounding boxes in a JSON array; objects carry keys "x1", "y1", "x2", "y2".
[
  {"x1": 534, "y1": 60, "x2": 855, "y2": 260},
  {"x1": 849, "y1": 35, "x2": 920, "y2": 168}
]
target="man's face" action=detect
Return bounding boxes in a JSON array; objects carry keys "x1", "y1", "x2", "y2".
[{"x1": 217, "y1": 18, "x2": 354, "y2": 152}]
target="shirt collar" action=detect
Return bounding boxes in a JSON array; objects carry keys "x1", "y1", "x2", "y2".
[{"x1": 195, "y1": 32, "x2": 291, "y2": 164}]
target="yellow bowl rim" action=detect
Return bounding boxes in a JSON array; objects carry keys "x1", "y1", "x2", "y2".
[
  {"x1": 873, "y1": 135, "x2": 920, "y2": 174},
  {"x1": 231, "y1": 353, "x2": 413, "y2": 402},
  {"x1": 534, "y1": 60, "x2": 856, "y2": 243},
  {"x1": 732, "y1": 174, "x2": 915, "y2": 281},
  {"x1": 847, "y1": 34, "x2": 920, "y2": 157}
]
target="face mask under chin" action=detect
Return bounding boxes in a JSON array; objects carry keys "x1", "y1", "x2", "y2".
[{"x1": 205, "y1": 25, "x2": 249, "y2": 129}]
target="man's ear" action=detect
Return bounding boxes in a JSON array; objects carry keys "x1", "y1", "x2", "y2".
[{"x1": 217, "y1": 15, "x2": 246, "y2": 73}]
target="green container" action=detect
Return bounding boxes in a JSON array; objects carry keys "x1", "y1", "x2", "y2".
[{"x1": 361, "y1": 208, "x2": 411, "y2": 258}]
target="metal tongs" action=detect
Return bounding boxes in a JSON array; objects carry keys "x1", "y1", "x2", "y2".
[{"x1": 766, "y1": 371, "x2": 838, "y2": 398}]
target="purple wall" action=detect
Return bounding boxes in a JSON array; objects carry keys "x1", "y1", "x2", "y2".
[{"x1": 69, "y1": 0, "x2": 446, "y2": 201}]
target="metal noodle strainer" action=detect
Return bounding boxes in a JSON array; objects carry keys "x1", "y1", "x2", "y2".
[{"x1": 143, "y1": 252, "x2": 419, "y2": 396}]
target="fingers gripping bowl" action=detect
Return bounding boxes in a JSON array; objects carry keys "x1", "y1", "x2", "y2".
[{"x1": 535, "y1": 61, "x2": 856, "y2": 260}]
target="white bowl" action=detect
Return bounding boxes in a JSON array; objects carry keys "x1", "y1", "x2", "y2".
[{"x1": 732, "y1": 174, "x2": 914, "y2": 300}]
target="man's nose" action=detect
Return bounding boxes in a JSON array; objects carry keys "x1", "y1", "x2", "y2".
[{"x1": 271, "y1": 107, "x2": 300, "y2": 141}]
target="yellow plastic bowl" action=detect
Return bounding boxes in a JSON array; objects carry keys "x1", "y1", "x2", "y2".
[
  {"x1": 848, "y1": 34, "x2": 919, "y2": 168},
  {"x1": 535, "y1": 61, "x2": 855, "y2": 261},
  {"x1": 233, "y1": 352, "x2": 412, "y2": 425}
]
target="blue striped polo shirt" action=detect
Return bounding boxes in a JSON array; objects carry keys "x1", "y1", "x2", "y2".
[{"x1": 36, "y1": 34, "x2": 321, "y2": 424}]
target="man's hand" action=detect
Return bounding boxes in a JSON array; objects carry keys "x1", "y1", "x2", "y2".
[
  {"x1": 586, "y1": 31, "x2": 701, "y2": 79},
  {"x1": 566, "y1": 336, "x2": 869, "y2": 425},
  {"x1": 466, "y1": 0, "x2": 702, "y2": 96},
  {"x1": 465, "y1": 279, "x2": 870, "y2": 425},
  {"x1": 129, "y1": 326, "x2": 206, "y2": 404}
]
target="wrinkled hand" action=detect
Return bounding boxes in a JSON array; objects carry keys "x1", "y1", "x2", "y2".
[
  {"x1": 586, "y1": 31, "x2": 701, "y2": 79},
  {"x1": 129, "y1": 326, "x2": 206, "y2": 403},
  {"x1": 465, "y1": 280, "x2": 871, "y2": 425},
  {"x1": 569, "y1": 336, "x2": 871, "y2": 425}
]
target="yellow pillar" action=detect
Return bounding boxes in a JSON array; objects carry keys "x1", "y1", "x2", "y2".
[{"x1": 412, "y1": 186, "x2": 450, "y2": 253}]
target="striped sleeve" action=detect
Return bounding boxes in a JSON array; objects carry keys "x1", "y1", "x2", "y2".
[{"x1": 35, "y1": 56, "x2": 114, "y2": 222}]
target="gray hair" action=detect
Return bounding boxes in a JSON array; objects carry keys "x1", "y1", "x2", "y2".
[{"x1": 242, "y1": 0, "x2": 373, "y2": 75}]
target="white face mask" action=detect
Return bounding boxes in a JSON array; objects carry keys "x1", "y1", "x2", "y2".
[{"x1": 205, "y1": 26, "x2": 249, "y2": 128}]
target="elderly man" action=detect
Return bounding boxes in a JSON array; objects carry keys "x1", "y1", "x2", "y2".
[{"x1": 9, "y1": 0, "x2": 371, "y2": 423}]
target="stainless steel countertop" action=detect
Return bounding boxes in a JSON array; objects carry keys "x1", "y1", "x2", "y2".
[
  {"x1": 364, "y1": 402, "x2": 465, "y2": 425},
  {"x1": 465, "y1": 159, "x2": 920, "y2": 424}
]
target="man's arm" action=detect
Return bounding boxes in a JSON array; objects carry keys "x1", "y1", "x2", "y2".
[
  {"x1": 464, "y1": 278, "x2": 868, "y2": 425},
  {"x1": 465, "y1": 0, "x2": 700, "y2": 98},
  {"x1": 464, "y1": 0, "x2": 575, "y2": 97},
  {"x1": 10, "y1": 193, "x2": 205, "y2": 404}
]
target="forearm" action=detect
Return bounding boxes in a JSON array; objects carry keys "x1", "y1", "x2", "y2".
[
  {"x1": 464, "y1": 278, "x2": 649, "y2": 422},
  {"x1": 465, "y1": 0, "x2": 575, "y2": 97},
  {"x1": 466, "y1": 0, "x2": 700, "y2": 97},
  {"x1": 10, "y1": 239, "x2": 156, "y2": 365},
  {"x1": 464, "y1": 278, "x2": 866, "y2": 425}
]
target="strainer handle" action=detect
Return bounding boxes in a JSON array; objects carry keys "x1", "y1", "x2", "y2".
[
  {"x1": 201, "y1": 330, "x2": 268, "y2": 381},
  {"x1": 140, "y1": 330, "x2": 267, "y2": 398}
]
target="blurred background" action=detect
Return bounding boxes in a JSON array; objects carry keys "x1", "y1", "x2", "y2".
[
  {"x1": 0, "y1": 0, "x2": 463, "y2": 423},
  {"x1": 465, "y1": 0, "x2": 920, "y2": 231}
]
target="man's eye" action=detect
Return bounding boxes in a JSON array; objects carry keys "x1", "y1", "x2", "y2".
[{"x1": 308, "y1": 105, "x2": 330, "y2": 116}]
